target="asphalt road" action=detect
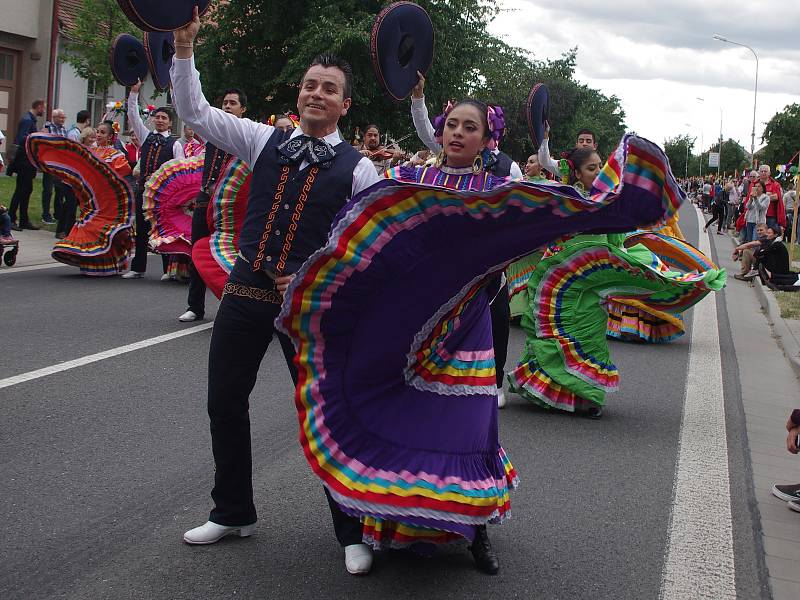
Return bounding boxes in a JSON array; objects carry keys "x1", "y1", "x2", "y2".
[{"x1": 1, "y1": 204, "x2": 769, "y2": 599}]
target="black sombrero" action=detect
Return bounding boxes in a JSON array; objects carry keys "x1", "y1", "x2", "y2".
[
  {"x1": 144, "y1": 31, "x2": 175, "y2": 92},
  {"x1": 117, "y1": 0, "x2": 211, "y2": 32},
  {"x1": 370, "y1": 2, "x2": 435, "y2": 102},
  {"x1": 525, "y1": 83, "x2": 550, "y2": 150},
  {"x1": 110, "y1": 34, "x2": 149, "y2": 88}
]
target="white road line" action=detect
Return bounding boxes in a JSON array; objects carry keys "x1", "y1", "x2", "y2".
[
  {"x1": 659, "y1": 207, "x2": 735, "y2": 599},
  {"x1": 0, "y1": 322, "x2": 213, "y2": 389},
  {"x1": 0, "y1": 262, "x2": 66, "y2": 274}
]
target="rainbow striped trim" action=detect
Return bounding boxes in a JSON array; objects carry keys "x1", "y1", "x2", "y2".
[
  {"x1": 143, "y1": 155, "x2": 204, "y2": 255},
  {"x1": 276, "y1": 133, "x2": 684, "y2": 543},
  {"x1": 209, "y1": 158, "x2": 251, "y2": 273},
  {"x1": 26, "y1": 134, "x2": 133, "y2": 275}
]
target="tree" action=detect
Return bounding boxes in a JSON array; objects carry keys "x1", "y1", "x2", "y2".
[
  {"x1": 62, "y1": 0, "x2": 139, "y2": 105},
  {"x1": 195, "y1": 1, "x2": 626, "y2": 162},
  {"x1": 663, "y1": 134, "x2": 695, "y2": 179},
  {"x1": 761, "y1": 104, "x2": 800, "y2": 168}
]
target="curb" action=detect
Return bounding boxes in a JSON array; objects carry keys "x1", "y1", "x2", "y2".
[{"x1": 752, "y1": 277, "x2": 800, "y2": 382}]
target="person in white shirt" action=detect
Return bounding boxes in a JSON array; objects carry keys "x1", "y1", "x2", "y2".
[
  {"x1": 169, "y1": 8, "x2": 381, "y2": 576},
  {"x1": 121, "y1": 82, "x2": 185, "y2": 279}
]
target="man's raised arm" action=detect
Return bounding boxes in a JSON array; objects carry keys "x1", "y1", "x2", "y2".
[{"x1": 170, "y1": 7, "x2": 269, "y2": 165}]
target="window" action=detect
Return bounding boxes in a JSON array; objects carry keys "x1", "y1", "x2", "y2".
[
  {"x1": 0, "y1": 53, "x2": 14, "y2": 82},
  {"x1": 86, "y1": 80, "x2": 106, "y2": 125}
]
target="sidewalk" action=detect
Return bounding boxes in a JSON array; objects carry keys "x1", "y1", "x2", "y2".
[
  {"x1": 1, "y1": 228, "x2": 60, "y2": 269},
  {"x1": 713, "y1": 225, "x2": 800, "y2": 599}
]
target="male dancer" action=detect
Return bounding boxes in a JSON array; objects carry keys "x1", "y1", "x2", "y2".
[
  {"x1": 171, "y1": 9, "x2": 381, "y2": 574},
  {"x1": 122, "y1": 86, "x2": 185, "y2": 279},
  {"x1": 538, "y1": 124, "x2": 598, "y2": 178},
  {"x1": 179, "y1": 88, "x2": 248, "y2": 322}
]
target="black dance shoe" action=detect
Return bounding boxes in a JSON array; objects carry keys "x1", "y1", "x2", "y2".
[{"x1": 469, "y1": 525, "x2": 499, "y2": 575}]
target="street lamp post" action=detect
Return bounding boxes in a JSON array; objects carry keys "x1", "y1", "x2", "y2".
[
  {"x1": 713, "y1": 34, "x2": 758, "y2": 168},
  {"x1": 696, "y1": 97, "x2": 705, "y2": 178},
  {"x1": 683, "y1": 123, "x2": 692, "y2": 180}
]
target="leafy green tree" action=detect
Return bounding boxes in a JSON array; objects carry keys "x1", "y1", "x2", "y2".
[
  {"x1": 61, "y1": 0, "x2": 139, "y2": 105},
  {"x1": 195, "y1": 1, "x2": 626, "y2": 162},
  {"x1": 663, "y1": 134, "x2": 695, "y2": 179},
  {"x1": 761, "y1": 104, "x2": 800, "y2": 168}
]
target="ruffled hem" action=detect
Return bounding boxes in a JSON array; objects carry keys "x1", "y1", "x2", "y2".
[{"x1": 606, "y1": 300, "x2": 685, "y2": 343}]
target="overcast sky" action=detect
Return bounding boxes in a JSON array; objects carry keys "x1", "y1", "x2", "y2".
[{"x1": 489, "y1": 0, "x2": 799, "y2": 160}]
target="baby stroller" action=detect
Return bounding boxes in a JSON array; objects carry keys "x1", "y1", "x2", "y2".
[{"x1": 0, "y1": 236, "x2": 19, "y2": 267}]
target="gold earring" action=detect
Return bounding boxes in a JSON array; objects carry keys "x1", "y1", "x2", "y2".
[
  {"x1": 472, "y1": 153, "x2": 483, "y2": 174},
  {"x1": 435, "y1": 151, "x2": 446, "y2": 167}
]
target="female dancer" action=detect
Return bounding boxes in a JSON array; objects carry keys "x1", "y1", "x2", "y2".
[
  {"x1": 508, "y1": 148, "x2": 725, "y2": 417},
  {"x1": 27, "y1": 131, "x2": 134, "y2": 275}
]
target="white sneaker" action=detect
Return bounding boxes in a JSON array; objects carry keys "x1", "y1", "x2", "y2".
[
  {"x1": 182, "y1": 520, "x2": 256, "y2": 545},
  {"x1": 344, "y1": 543, "x2": 373, "y2": 575},
  {"x1": 160, "y1": 274, "x2": 171, "y2": 281},
  {"x1": 121, "y1": 271, "x2": 144, "y2": 279},
  {"x1": 497, "y1": 388, "x2": 507, "y2": 409},
  {"x1": 745, "y1": 269, "x2": 759, "y2": 278},
  {"x1": 179, "y1": 310, "x2": 199, "y2": 322}
]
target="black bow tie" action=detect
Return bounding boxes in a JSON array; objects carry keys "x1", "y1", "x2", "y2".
[
  {"x1": 147, "y1": 132, "x2": 169, "y2": 147},
  {"x1": 277, "y1": 135, "x2": 336, "y2": 168}
]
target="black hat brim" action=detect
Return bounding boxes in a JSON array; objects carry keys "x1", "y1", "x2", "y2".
[
  {"x1": 117, "y1": 0, "x2": 211, "y2": 32},
  {"x1": 370, "y1": 2, "x2": 435, "y2": 102},
  {"x1": 110, "y1": 33, "x2": 149, "y2": 88},
  {"x1": 526, "y1": 83, "x2": 549, "y2": 150},
  {"x1": 144, "y1": 31, "x2": 175, "y2": 92}
]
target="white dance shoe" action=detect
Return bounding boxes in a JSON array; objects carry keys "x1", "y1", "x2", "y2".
[
  {"x1": 121, "y1": 271, "x2": 143, "y2": 279},
  {"x1": 344, "y1": 543, "x2": 373, "y2": 575},
  {"x1": 497, "y1": 388, "x2": 507, "y2": 409},
  {"x1": 182, "y1": 520, "x2": 256, "y2": 545},
  {"x1": 178, "y1": 310, "x2": 199, "y2": 322}
]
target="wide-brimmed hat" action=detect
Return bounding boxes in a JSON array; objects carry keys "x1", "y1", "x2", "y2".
[
  {"x1": 144, "y1": 31, "x2": 175, "y2": 91},
  {"x1": 117, "y1": 0, "x2": 211, "y2": 32},
  {"x1": 370, "y1": 2, "x2": 435, "y2": 101},
  {"x1": 110, "y1": 33, "x2": 148, "y2": 87},
  {"x1": 525, "y1": 83, "x2": 549, "y2": 150}
]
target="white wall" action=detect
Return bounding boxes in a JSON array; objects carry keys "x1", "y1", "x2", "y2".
[
  {"x1": 55, "y1": 54, "x2": 176, "y2": 138},
  {"x1": 0, "y1": 0, "x2": 43, "y2": 39}
]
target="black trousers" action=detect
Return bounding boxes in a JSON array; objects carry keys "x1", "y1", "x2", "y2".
[
  {"x1": 131, "y1": 189, "x2": 153, "y2": 273},
  {"x1": 704, "y1": 203, "x2": 725, "y2": 232},
  {"x1": 489, "y1": 277, "x2": 510, "y2": 388},
  {"x1": 186, "y1": 195, "x2": 210, "y2": 316},
  {"x1": 56, "y1": 188, "x2": 77, "y2": 236},
  {"x1": 42, "y1": 173, "x2": 66, "y2": 220},
  {"x1": 207, "y1": 258, "x2": 363, "y2": 545},
  {"x1": 9, "y1": 166, "x2": 35, "y2": 225}
]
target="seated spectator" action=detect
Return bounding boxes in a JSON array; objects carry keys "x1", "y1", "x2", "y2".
[
  {"x1": 752, "y1": 225, "x2": 799, "y2": 289},
  {"x1": 732, "y1": 223, "x2": 768, "y2": 280},
  {"x1": 0, "y1": 203, "x2": 16, "y2": 242},
  {"x1": 772, "y1": 409, "x2": 800, "y2": 513}
]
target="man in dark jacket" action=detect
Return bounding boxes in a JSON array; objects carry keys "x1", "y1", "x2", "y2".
[{"x1": 8, "y1": 98, "x2": 45, "y2": 230}]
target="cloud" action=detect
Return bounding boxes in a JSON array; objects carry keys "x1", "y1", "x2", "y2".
[{"x1": 489, "y1": 0, "x2": 799, "y2": 158}]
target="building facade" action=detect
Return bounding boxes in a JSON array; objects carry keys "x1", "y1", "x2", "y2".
[{"x1": 0, "y1": 0, "x2": 172, "y2": 157}]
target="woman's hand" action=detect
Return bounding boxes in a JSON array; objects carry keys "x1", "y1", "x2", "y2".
[
  {"x1": 130, "y1": 79, "x2": 142, "y2": 94},
  {"x1": 412, "y1": 72, "x2": 425, "y2": 99}
]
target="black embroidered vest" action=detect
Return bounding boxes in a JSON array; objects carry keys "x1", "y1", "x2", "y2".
[{"x1": 239, "y1": 129, "x2": 362, "y2": 275}]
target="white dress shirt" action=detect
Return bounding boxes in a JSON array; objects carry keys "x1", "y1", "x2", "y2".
[
  {"x1": 536, "y1": 138, "x2": 561, "y2": 177},
  {"x1": 127, "y1": 92, "x2": 185, "y2": 160},
  {"x1": 410, "y1": 96, "x2": 523, "y2": 180},
  {"x1": 169, "y1": 55, "x2": 380, "y2": 197}
]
